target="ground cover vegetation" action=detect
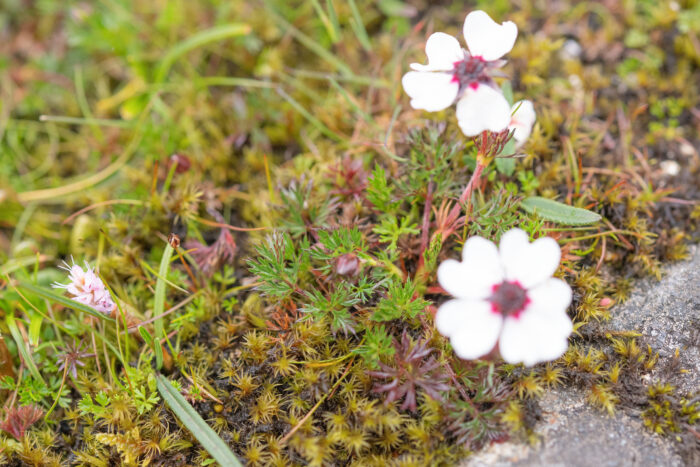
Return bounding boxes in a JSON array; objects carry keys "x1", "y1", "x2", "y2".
[{"x1": 0, "y1": 0, "x2": 698, "y2": 465}]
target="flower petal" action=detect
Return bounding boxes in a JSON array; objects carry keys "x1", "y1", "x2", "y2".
[
  {"x1": 526, "y1": 278, "x2": 573, "y2": 323},
  {"x1": 410, "y1": 32, "x2": 464, "y2": 72},
  {"x1": 509, "y1": 100, "x2": 536, "y2": 148},
  {"x1": 437, "y1": 235, "x2": 504, "y2": 300},
  {"x1": 499, "y1": 228, "x2": 561, "y2": 289},
  {"x1": 436, "y1": 299, "x2": 503, "y2": 359},
  {"x1": 401, "y1": 71, "x2": 460, "y2": 112},
  {"x1": 463, "y1": 10, "x2": 518, "y2": 61},
  {"x1": 499, "y1": 288, "x2": 573, "y2": 366},
  {"x1": 455, "y1": 84, "x2": 511, "y2": 136}
]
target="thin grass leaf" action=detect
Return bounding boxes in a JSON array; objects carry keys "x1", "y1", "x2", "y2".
[
  {"x1": 521, "y1": 197, "x2": 602, "y2": 225},
  {"x1": 37, "y1": 115, "x2": 136, "y2": 128},
  {"x1": 329, "y1": 78, "x2": 375, "y2": 124},
  {"x1": 155, "y1": 23, "x2": 251, "y2": 83},
  {"x1": 6, "y1": 312, "x2": 44, "y2": 383},
  {"x1": 325, "y1": 0, "x2": 340, "y2": 38},
  {"x1": 277, "y1": 88, "x2": 346, "y2": 142},
  {"x1": 140, "y1": 259, "x2": 189, "y2": 294},
  {"x1": 18, "y1": 98, "x2": 153, "y2": 203},
  {"x1": 156, "y1": 374, "x2": 243, "y2": 467},
  {"x1": 17, "y1": 281, "x2": 115, "y2": 322},
  {"x1": 196, "y1": 76, "x2": 275, "y2": 89},
  {"x1": 265, "y1": 4, "x2": 354, "y2": 76},
  {"x1": 347, "y1": 0, "x2": 372, "y2": 51},
  {"x1": 310, "y1": 0, "x2": 339, "y2": 42},
  {"x1": 0, "y1": 255, "x2": 51, "y2": 276}
]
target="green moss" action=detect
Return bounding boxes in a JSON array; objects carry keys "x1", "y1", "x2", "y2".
[{"x1": 0, "y1": 0, "x2": 698, "y2": 464}]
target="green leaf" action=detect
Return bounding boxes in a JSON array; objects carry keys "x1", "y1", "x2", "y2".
[
  {"x1": 521, "y1": 197, "x2": 602, "y2": 225},
  {"x1": 153, "y1": 243, "x2": 174, "y2": 369},
  {"x1": 501, "y1": 81, "x2": 514, "y2": 106},
  {"x1": 156, "y1": 374, "x2": 243, "y2": 467},
  {"x1": 28, "y1": 314, "x2": 43, "y2": 347},
  {"x1": 495, "y1": 139, "x2": 516, "y2": 176},
  {"x1": 138, "y1": 327, "x2": 154, "y2": 346}
]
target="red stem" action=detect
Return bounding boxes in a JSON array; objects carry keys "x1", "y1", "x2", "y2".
[{"x1": 447, "y1": 160, "x2": 485, "y2": 225}]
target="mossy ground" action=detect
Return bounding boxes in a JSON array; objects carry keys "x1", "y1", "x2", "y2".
[{"x1": 0, "y1": 0, "x2": 698, "y2": 465}]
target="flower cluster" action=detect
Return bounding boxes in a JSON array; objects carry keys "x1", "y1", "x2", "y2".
[
  {"x1": 402, "y1": 10, "x2": 535, "y2": 140},
  {"x1": 53, "y1": 259, "x2": 116, "y2": 314},
  {"x1": 436, "y1": 229, "x2": 573, "y2": 366},
  {"x1": 401, "y1": 10, "x2": 570, "y2": 366}
]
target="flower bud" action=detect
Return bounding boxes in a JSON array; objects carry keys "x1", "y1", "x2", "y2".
[{"x1": 335, "y1": 253, "x2": 360, "y2": 276}]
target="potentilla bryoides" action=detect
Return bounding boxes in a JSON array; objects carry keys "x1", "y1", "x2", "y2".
[
  {"x1": 436, "y1": 229, "x2": 573, "y2": 366},
  {"x1": 402, "y1": 10, "x2": 520, "y2": 136}
]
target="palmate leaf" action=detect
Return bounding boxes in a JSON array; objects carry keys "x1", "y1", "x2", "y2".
[
  {"x1": 156, "y1": 374, "x2": 243, "y2": 467},
  {"x1": 521, "y1": 196, "x2": 601, "y2": 225}
]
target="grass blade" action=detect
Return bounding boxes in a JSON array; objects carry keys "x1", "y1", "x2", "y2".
[
  {"x1": 153, "y1": 243, "x2": 175, "y2": 365},
  {"x1": 277, "y1": 88, "x2": 346, "y2": 142},
  {"x1": 347, "y1": 0, "x2": 371, "y2": 51},
  {"x1": 265, "y1": 4, "x2": 354, "y2": 77},
  {"x1": 156, "y1": 374, "x2": 243, "y2": 466},
  {"x1": 155, "y1": 23, "x2": 251, "y2": 83},
  {"x1": 310, "y1": 0, "x2": 339, "y2": 43},
  {"x1": 6, "y1": 312, "x2": 44, "y2": 383}
]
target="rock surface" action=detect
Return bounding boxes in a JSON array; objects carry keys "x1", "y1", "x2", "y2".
[
  {"x1": 609, "y1": 245, "x2": 700, "y2": 394},
  {"x1": 465, "y1": 245, "x2": 700, "y2": 467}
]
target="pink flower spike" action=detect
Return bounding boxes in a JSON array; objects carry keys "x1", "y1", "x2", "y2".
[{"x1": 53, "y1": 259, "x2": 116, "y2": 315}]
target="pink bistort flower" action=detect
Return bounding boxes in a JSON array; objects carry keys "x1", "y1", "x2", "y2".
[{"x1": 53, "y1": 259, "x2": 116, "y2": 314}]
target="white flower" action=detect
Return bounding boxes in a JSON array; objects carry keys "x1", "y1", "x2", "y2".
[
  {"x1": 401, "y1": 10, "x2": 517, "y2": 136},
  {"x1": 53, "y1": 259, "x2": 116, "y2": 314},
  {"x1": 509, "y1": 100, "x2": 536, "y2": 148},
  {"x1": 435, "y1": 229, "x2": 572, "y2": 366}
]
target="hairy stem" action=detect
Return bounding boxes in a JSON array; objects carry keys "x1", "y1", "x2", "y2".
[{"x1": 447, "y1": 160, "x2": 486, "y2": 226}]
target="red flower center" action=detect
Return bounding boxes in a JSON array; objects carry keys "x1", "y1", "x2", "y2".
[
  {"x1": 489, "y1": 281, "x2": 529, "y2": 318},
  {"x1": 451, "y1": 56, "x2": 489, "y2": 88}
]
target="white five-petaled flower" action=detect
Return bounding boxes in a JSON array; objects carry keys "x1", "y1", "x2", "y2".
[
  {"x1": 53, "y1": 259, "x2": 116, "y2": 314},
  {"x1": 509, "y1": 100, "x2": 536, "y2": 148},
  {"x1": 435, "y1": 229, "x2": 573, "y2": 366},
  {"x1": 401, "y1": 10, "x2": 518, "y2": 136}
]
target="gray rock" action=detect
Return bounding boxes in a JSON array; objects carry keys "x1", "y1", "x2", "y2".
[
  {"x1": 609, "y1": 245, "x2": 700, "y2": 394},
  {"x1": 464, "y1": 245, "x2": 700, "y2": 466},
  {"x1": 466, "y1": 388, "x2": 683, "y2": 467}
]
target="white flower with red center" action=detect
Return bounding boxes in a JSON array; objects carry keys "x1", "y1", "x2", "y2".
[
  {"x1": 401, "y1": 10, "x2": 518, "y2": 136},
  {"x1": 509, "y1": 100, "x2": 536, "y2": 148},
  {"x1": 53, "y1": 259, "x2": 116, "y2": 314},
  {"x1": 435, "y1": 229, "x2": 573, "y2": 366}
]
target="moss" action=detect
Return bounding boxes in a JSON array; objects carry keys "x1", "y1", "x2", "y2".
[{"x1": 0, "y1": 0, "x2": 698, "y2": 464}]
